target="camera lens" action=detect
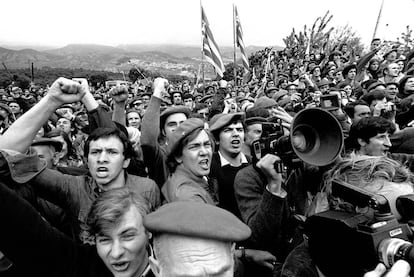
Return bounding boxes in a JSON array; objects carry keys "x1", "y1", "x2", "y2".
[{"x1": 378, "y1": 238, "x2": 412, "y2": 268}]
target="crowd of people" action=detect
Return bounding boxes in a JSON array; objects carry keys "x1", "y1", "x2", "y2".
[{"x1": 0, "y1": 36, "x2": 414, "y2": 277}]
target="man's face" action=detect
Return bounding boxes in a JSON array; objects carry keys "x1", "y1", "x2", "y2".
[
  {"x1": 404, "y1": 78, "x2": 414, "y2": 91},
  {"x1": 178, "y1": 130, "x2": 213, "y2": 177},
  {"x1": 163, "y1": 113, "x2": 187, "y2": 142},
  {"x1": 142, "y1": 95, "x2": 150, "y2": 105},
  {"x1": 151, "y1": 235, "x2": 234, "y2": 277},
  {"x1": 319, "y1": 85, "x2": 330, "y2": 94},
  {"x1": 172, "y1": 93, "x2": 182, "y2": 105},
  {"x1": 334, "y1": 71, "x2": 343, "y2": 81},
  {"x1": 386, "y1": 84, "x2": 398, "y2": 98},
  {"x1": 353, "y1": 105, "x2": 371, "y2": 123},
  {"x1": 57, "y1": 118, "x2": 72, "y2": 134},
  {"x1": 359, "y1": 132, "x2": 391, "y2": 156},
  {"x1": 8, "y1": 102, "x2": 21, "y2": 114},
  {"x1": 197, "y1": 108, "x2": 209, "y2": 121},
  {"x1": 347, "y1": 69, "x2": 357, "y2": 80},
  {"x1": 245, "y1": 123, "x2": 262, "y2": 147},
  {"x1": 371, "y1": 39, "x2": 381, "y2": 50},
  {"x1": 386, "y1": 63, "x2": 400, "y2": 77},
  {"x1": 183, "y1": 98, "x2": 194, "y2": 110},
  {"x1": 127, "y1": 112, "x2": 141, "y2": 129},
  {"x1": 87, "y1": 136, "x2": 130, "y2": 189},
  {"x1": 32, "y1": 145, "x2": 58, "y2": 169},
  {"x1": 96, "y1": 206, "x2": 148, "y2": 277},
  {"x1": 218, "y1": 122, "x2": 244, "y2": 157}
]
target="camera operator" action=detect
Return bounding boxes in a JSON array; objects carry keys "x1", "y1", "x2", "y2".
[{"x1": 281, "y1": 154, "x2": 414, "y2": 277}]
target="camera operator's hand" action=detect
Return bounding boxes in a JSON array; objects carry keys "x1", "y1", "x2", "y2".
[
  {"x1": 290, "y1": 92, "x2": 302, "y2": 103},
  {"x1": 152, "y1": 77, "x2": 169, "y2": 99},
  {"x1": 244, "y1": 249, "x2": 277, "y2": 270},
  {"x1": 373, "y1": 102, "x2": 387, "y2": 117},
  {"x1": 256, "y1": 154, "x2": 286, "y2": 197},
  {"x1": 269, "y1": 106, "x2": 293, "y2": 125},
  {"x1": 110, "y1": 85, "x2": 129, "y2": 104},
  {"x1": 46, "y1": 77, "x2": 86, "y2": 106},
  {"x1": 364, "y1": 260, "x2": 410, "y2": 277}
]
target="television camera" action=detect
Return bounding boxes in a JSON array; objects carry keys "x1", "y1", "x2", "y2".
[{"x1": 306, "y1": 179, "x2": 414, "y2": 277}]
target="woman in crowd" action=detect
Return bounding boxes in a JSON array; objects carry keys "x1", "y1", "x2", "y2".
[{"x1": 162, "y1": 118, "x2": 216, "y2": 204}]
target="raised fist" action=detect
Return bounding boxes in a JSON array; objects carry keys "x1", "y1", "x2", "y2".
[
  {"x1": 47, "y1": 77, "x2": 86, "y2": 105},
  {"x1": 110, "y1": 85, "x2": 129, "y2": 103},
  {"x1": 153, "y1": 77, "x2": 169, "y2": 98}
]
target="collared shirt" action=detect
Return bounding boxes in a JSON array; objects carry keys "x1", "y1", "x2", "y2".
[
  {"x1": 2, "y1": 151, "x2": 160, "y2": 244},
  {"x1": 218, "y1": 151, "x2": 248, "y2": 167}
]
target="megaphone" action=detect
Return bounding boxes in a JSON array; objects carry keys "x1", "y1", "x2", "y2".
[{"x1": 290, "y1": 108, "x2": 343, "y2": 166}]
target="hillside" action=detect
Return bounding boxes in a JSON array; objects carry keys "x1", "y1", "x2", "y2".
[{"x1": 0, "y1": 43, "x2": 282, "y2": 75}]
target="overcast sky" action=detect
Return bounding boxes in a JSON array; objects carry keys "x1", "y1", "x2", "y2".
[{"x1": 1, "y1": 0, "x2": 413, "y2": 49}]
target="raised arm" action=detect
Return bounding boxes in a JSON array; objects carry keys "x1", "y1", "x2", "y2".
[
  {"x1": 0, "y1": 77, "x2": 86, "y2": 153},
  {"x1": 110, "y1": 86, "x2": 129, "y2": 126},
  {"x1": 141, "y1": 78, "x2": 168, "y2": 147}
]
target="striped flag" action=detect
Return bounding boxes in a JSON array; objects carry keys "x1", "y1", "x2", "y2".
[
  {"x1": 201, "y1": 5, "x2": 225, "y2": 78},
  {"x1": 234, "y1": 6, "x2": 249, "y2": 72}
]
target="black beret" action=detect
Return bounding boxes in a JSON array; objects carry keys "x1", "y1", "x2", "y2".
[
  {"x1": 167, "y1": 118, "x2": 205, "y2": 156},
  {"x1": 209, "y1": 112, "x2": 245, "y2": 134},
  {"x1": 160, "y1": 106, "x2": 191, "y2": 129}
]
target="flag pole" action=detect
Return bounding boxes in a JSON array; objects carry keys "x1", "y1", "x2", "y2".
[
  {"x1": 233, "y1": 4, "x2": 237, "y2": 86},
  {"x1": 200, "y1": 1, "x2": 205, "y2": 91},
  {"x1": 372, "y1": 0, "x2": 385, "y2": 41}
]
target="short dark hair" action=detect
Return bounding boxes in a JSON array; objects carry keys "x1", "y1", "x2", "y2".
[
  {"x1": 347, "y1": 117, "x2": 395, "y2": 150},
  {"x1": 84, "y1": 127, "x2": 134, "y2": 160},
  {"x1": 182, "y1": 93, "x2": 194, "y2": 100},
  {"x1": 343, "y1": 100, "x2": 369, "y2": 119},
  {"x1": 360, "y1": 90, "x2": 386, "y2": 106}
]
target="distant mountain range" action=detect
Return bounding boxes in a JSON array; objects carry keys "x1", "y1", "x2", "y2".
[{"x1": 0, "y1": 43, "x2": 282, "y2": 75}]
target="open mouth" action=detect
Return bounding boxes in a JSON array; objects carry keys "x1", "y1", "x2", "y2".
[
  {"x1": 199, "y1": 159, "x2": 210, "y2": 170},
  {"x1": 111, "y1": 261, "x2": 129, "y2": 272},
  {"x1": 96, "y1": 167, "x2": 109, "y2": 177},
  {"x1": 231, "y1": 139, "x2": 241, "y2": 147}
]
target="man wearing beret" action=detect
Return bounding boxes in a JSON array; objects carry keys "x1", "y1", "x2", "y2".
[
  {"x1": 145, "y1": 201, "x2": 251, "y2": 277},
  {"x1": 141, "y1": 78, "x2": 191, "y2": 187},
  {"x1": 242, "y1": 116, "x2": 267, "y2": 158}
]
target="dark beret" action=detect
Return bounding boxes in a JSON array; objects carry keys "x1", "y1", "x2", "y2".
[
  {"x1": 160, "y1": 106, "x2": 191, "y2": 129},
  {"x1": 167, "y1": 118, "x2": 205, "y2": 157},
  {"x1": 266, "y1": 86, "x2": 278, "y2": 93},
  {"x1": 144, "y1": 201, "x2": 251, "y2": 242},
  {"x1": 209, "y1": 112, "x2": 245, "y2": 134},
  {"x1": 200, "y1": 94, "x2": 214, "y2": 103},
  {"x1": 245, "y1": 116, "x2": 267, "y2": 126},
  {"x1": 31, "y1": 137, "x2": 63, "y2": 152},
  {"x1": 254, "y1": 96, "x2": 277, "y2": 109}
]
